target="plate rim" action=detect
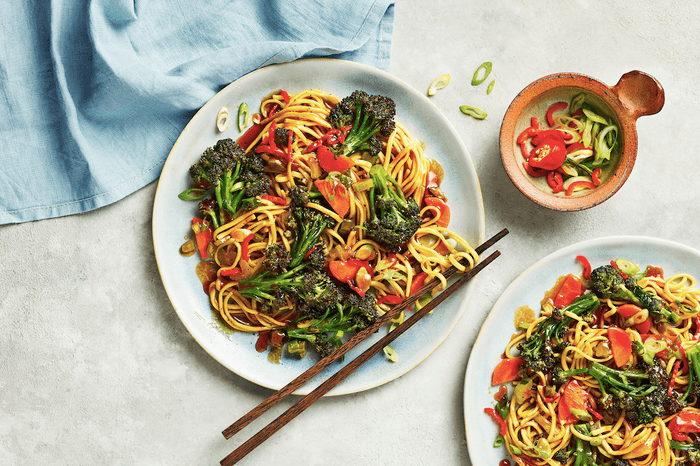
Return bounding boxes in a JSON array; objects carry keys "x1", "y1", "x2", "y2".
[{"x1": 152, "y1": 57, "x2": 486, "y2": 395}]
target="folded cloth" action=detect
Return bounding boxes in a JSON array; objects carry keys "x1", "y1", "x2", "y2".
[{"x1": 0, "y1": 0, "x2": 395, "y2": 224}]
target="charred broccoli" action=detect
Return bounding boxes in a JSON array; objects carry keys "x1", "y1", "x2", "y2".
[
  {"x1": 287, "y1": 291, "x2": 379, "y2": 358},
  {"x1": 327, "y1": 90, "x2": 396, "y2": 158},
  {"x1": 178, "y1": 138, "x2": 270, "y2": 225},
  {"x1": 590, "y1": 265, "x2": 681, "y2": 324},
  {"x1": 363, "y1": 164, "x2": 422, "y2": 252},
  {"x1": 262, "y1": 243, "x2": 291, "y2": 274},
  {"x1": 288, "y1": 206, "x2": 334, "y2": 269},
  {"x1": 518, "y1": 294, "x2": 600, "y2": 374}
]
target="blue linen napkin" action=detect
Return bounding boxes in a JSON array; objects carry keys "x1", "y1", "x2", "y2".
[{"x1": 0, "y1": 0, "x2": 395, "y2": 224}]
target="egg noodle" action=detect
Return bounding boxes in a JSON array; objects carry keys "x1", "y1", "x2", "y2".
[
  {"x1": 491, "y1": 260, "x2": 700, "y2": 466},
  {"x1": 195, "y1": 89, "x2": 477, "y2": 353}
]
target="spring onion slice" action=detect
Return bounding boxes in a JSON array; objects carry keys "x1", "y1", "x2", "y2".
[
  {"x1": 237, "y1": 102, "x2": 250, "y2": 131},
  {"x1": 383, "y1": 346, "x2": 398, "y2": 362},
  {"x1": 582, "y1": 106, "x2": 608, "y2": 125},
  {"x1": 486, "y1": 79, "x2": 496, "y2": 95},
  {"x1": 471, "y1": 62, "x2": 492, "y2": 86},
  {"x1": 459, "y1": 105, "x2": 487, "y2": 120},
  {"x1": 571, "y1": 93, "x2": 586, "y2": 112},
  {"x1": 216, "y1": 107, "x2": 229, "y2": 132},
  {"x1": 427, "y1": 74, "x2": 451, "y2": 96},
  {"x1": 593, "y1": 125, "x2": 617, "y2": 165}
]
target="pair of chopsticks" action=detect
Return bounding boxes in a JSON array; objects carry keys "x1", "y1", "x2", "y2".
[{"x1": 220, "y1": 228, "x2": 508, "y2": 465}]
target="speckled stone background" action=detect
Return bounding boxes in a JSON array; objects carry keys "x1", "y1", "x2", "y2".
[{"x1": 2, "y1": 1, "x2": 699, "y2": 464}]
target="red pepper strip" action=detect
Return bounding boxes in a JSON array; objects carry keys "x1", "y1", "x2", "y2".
[
  {"x1": 546, "y1": 102, "x2": 568, "y2": 127},
  {"x1": 303, "y1": 246, "x2": 317, "y2": 260},
  {"x1": 192, "y1": 217, "x2": 213, "y2": 259},
  {"x1": 565, "y1": 180, "x2": 596, "y2": 196},
  {"x1": 492, "y1": 358, "x2": 525, "y2": 385},
  {"x1": 261, "y1": 120, "x2": 278, "y2": 145},
  {"x1": 255, "y1": 331, "x2": 270, "y2": 352},
  {"x1": 411, "y1": 271, "x2": 429, "y2": 294},
  {"x1": 261, "y1": 194, "x2": 287, "y2": 205},
  {"x1": 287, "y1": 127, "x2": 293, "y2": 157},
  {"x1": 694, "y1": 316, "x2": 700, "y2": 340},
  {"x1": 220, "y1": 267, "x2": 243, "y2": 279},
  {"x1": 531, "y1": 116, "x2": 540, "y2": 130},
  {"x1": 424, "y1": 196, "x2": 451, "y2": 227},
  {"x1": 530, "y1": 129, "x2": 572, "y2": 145},
  {"x1": 328, "y1": 259, "x2": 373, "y2": 297},
  {"x1": 566, "y1": 142, "x2": 585, "y2": 154},
  {"x1": 240, "y1": 233, "x2": 254, "y2": 261},
  {"x1": 608, "y1": 326, "x2": 632, "y2": 367},
  {"x1": 385, "y1": 253, "x2": 398, "y2": 268},
  {"x1": 669, "y1": 360, "x2": 681, "y2": 396},
  {"x1": 669, "y1": 409, "x2": 700, "y2": 441},
  {"x1": 519, "y1": 142, "x2": 531, "y2": 160},
  {"x1": 576, "y1": 255, "x2": 592, "y2": 280},
  {"x1": 255, "y1": 144, "x2": 289, "y2": 161},
  {"x1": 591, "y1": 168, "x2": 602, "y2": 186},
  {"x1": 305, "y1": 139, "x2": 323, "y2": 153},
  {"x1": 316, "y1": 145, "x2": 354, "y2": 172},
  {"x1": 554, "y1": 274, "x2": 584, "y2": 308},
  {"x1": 522, "y1": 162, "x2": 547, "y2": 177},
  {"x1": 517, "y1": 126, "x2": 538, "y2": 145},
  {"x1": 377, "y1": 294, "x2": 404, "y2": 306},
  {"x1": 314, "y1": 179, "x2": 351, "y2": 218},
  {"x1": 268, "y1": 103, "x2": 279, "y2": 117},
  {"x1": 236, "y1": 123, "x2": 265, "y2": 150},
  {"x1": 571, "y1": 109, "x2": 583, "y2": 117},
  {"x1": 587, "y1": 406, "x2": 603, "y2": 420},
  {"x1": 484, "y1": 407, "x2": 507, "y2": 436},
  {"x1": 610, "y1": 260, "x2": 629, "y2": 278},
  {"x1": 280, "y1": 90, "x2": 290, "y2": 105},
  {"x1": 547, "y1": 171, "x2": 564, "y2": 193}
]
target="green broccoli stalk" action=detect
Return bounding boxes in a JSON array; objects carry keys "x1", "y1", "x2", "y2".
[
  {"x1": 287, "y1": 206, "x2": 334, "y2": 269},
  {"x1": 327, "y1": 91, "x2": 396, "y2": 158},
  {"x1": 363, "y1": 164, "x2": 422, "y2": 252},
  {"x1": 179, "y1": 138, "x2": 270, "y2": 225},
  {"x1": 682, "y1": 344, "x2": 700, "y2": 402},
  {"x1": 588, "y1": 359, "x2": 684, "y2": 425},
  {"x1": 518, "y1": 294, "x2": 600, "y2": 374},
  {"x1": 590, "y1": 265, "x2": 681, "y2": 324},
  {"x1": 670, "y1": 440, "x2": 700, "y2": 465}
]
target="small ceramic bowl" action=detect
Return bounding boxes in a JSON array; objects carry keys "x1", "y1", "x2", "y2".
[{"x1": 500, "y1": 71, "x2": 664, "y2": 211}]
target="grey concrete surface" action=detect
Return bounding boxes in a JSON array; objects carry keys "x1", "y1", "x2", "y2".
[{"x1": 2, "y1": 1, "x2": 699, "y2": 464}]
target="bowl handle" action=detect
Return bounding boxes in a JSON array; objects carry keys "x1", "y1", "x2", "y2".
[{"x1": 612, "y1": 71, "x2": 665, "y2": 120}]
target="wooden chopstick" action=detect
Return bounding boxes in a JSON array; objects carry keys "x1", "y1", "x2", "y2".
[
  {"x1": 221, "y1": 227, "x2": 508, "y2": 440},
  {"x1": 220, "y1": 247, "x2": 502, "y2": 466}
]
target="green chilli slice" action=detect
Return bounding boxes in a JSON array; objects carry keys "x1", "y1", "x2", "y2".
[{"x1": 471, "y1": 62, "x2": 493, "y2": 86}]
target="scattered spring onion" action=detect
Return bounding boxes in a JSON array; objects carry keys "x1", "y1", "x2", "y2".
[
  {"x1": 471, "y1": 62, "x2": 492, "y2": 86},
  {"x1": 459, "y1": 105, "x2": 488, "y2": 120},
  {"x1": 383, "y1": 346, "x2": 398, "y2": 362},
  {"x1": 427, "y1": 74, "x2": 450, "y2": 96},
  {"x1": 486, "y1": 79, "x2": 495, "y2": 95},
  {"x1": 493, "y1": 435, "x2": 505, "y2": 447},
  {"x1": 237, "y1": 102, "x2": 250, "y2": 131},
  {"x1": 216, "y1": 106, "x2": 229, "y2": 132}
]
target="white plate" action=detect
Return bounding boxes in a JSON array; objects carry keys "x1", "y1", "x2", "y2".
[
  {"x1": 152, "y1": 58, "x2": 485, "y2": 395},
  {"x1": 464, "y1": 236, "x2": 700, "y2": 463}
]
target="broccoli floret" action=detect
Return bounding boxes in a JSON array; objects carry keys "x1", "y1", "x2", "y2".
[
  {"x1": 288, "y1": 206, "x2": 334, "y2": 269},
  {"x1": 327, "y1": 91, "x2": 396, "y2": 158},
  {"x1": 551, "y1": 366, "x2": 588, "y2": 385},
  {"x1": 587, "y1": 361, "x2": 678, "y2": 425},
  {"x1": 363, "y1": 164, "x2": 422, "y2": 252},
  {"x1": 262, "y1": 243, "x2": 291, "y2": 274},
  {"x1": 518, "y1": 294, "x2": 600, "y2": 374},
  {"x1": 590, "y1": 265, "x2": 681, "y2": 324},
  {"x1": 671, "y1": 440, "x2": 700, "y2": 465},
  {"x1": 289, "y1": 185, "x2": 310, "y2": 207},
  {"x1": 287, "y1": 288, "x2": 379, "y2": 358},
  {"x1": 179, "y1": 138, "x2": 272, "y2": 226},
  {"x1": 551, "y1": 449, "x2": 570, "y2": 464},
  {"x1": 198, "y1": 198, "x2": 220, "y2": 230},
  {"x1": 273, "y1": 127, "x2": 295, "y2": 148}
]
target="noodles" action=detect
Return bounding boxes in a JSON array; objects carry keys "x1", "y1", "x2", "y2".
[
  {"x1": 182, "y1": 88, "x2": 478, "y2": 360},
  {"x1": 488, "y1": 259, "x2": 700, "y2": 466}
]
